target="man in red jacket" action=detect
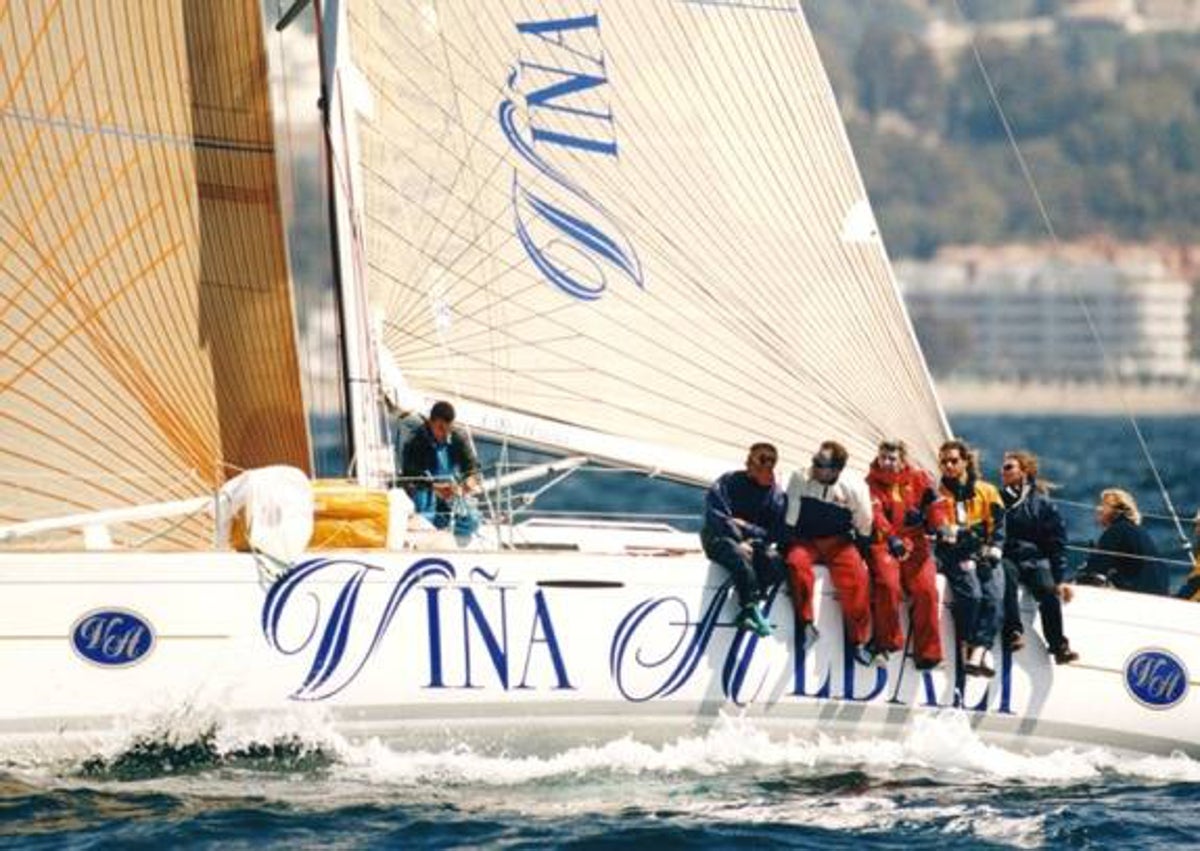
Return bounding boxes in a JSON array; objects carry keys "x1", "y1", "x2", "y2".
[{"x1": 865, "y1": 440, "x2": 944, "y2": 670}]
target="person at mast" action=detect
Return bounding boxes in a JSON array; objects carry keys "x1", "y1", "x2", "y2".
[
  {"x1": 1173, "y1": 509, "x2": 1200, "y2": 601},
  {"x1": 935, "y1": 439, "x2": 1006, "y2": 679},
  {"x1": 782, "y1": 441, "x2": 873, "y2": 662},
  {"x1": 399, "y1": 400, "x2": 482, "y2": 536},
  {"x1": 700, "y1": 443, "x2": 787, "y2": 639},
  {"x1": 864, "y1": 440, "x2": 945, "y2": 671},
  {"x1": 1076, "y1": 488, "x2": 1170, "y2": 596},
  {"x1": 997, "y1": 450, "x2": 1079, "y2": 665}
]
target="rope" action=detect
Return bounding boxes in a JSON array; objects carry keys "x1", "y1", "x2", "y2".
[
  {"x1": 951, "y1": 0, "x2": 1194, "y2": 560},
  {"x1": 1065, "y1": 543, "x2": 1193, "y2": 569}
]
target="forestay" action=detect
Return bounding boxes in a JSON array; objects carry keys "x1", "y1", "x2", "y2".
[{"x1": 338, "y1": 0, "x2": 949, "y2": 480}]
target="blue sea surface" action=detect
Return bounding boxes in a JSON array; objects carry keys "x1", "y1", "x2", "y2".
[{"x1": 1, "y1": 415, "x2": 1197, "y2": 849}]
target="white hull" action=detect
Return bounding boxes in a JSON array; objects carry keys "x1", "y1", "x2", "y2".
[{"x1": 2, "y1": 549, "x2": 1197, "y2": 758}]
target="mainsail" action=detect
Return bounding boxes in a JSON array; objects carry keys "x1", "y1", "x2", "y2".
[
  {"x1": 337, "y1": 0, "x2": 950, "y2": 480},
  {"x1": 0, "y1": 1, "x2": 310, "y2": 546}
]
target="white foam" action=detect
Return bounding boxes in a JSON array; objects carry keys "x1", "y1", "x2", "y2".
[{"x1": 311, "y1": 709, "x2": 1200, "y2": 793}]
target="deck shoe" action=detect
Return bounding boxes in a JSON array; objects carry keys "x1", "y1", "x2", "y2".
[
  {"x1": 851, "y1": 643, "x2": 874, "y2": 666},
  {"x1": 1005, "y1": 631, "x2": 1026, "y2": 652},
  {"x1": 802, "y1": 621, "x2": 821, "y2": 647},
  {"x1": 977, "y1": 648, "x2": 996, "y2": 678},
  {"x1": 1052, "y1": 644, "x2": 1080, "y2": 665},
  {"x1": 914, "y1": 657, "x2": 944, "y2": 671},
  {"x1": 963, "y1": 645, "x2": 983, "y2": 676},
  {"x1": 736, "y1": 604, "x2": 772, "y2": 639},
  {"x1": 870, "y1": 649, "x2": 891, "y2": 669}
]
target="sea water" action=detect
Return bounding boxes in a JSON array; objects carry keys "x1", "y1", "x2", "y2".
[{"x1": 1, "y1": 415, "x2": 1197, "y2": 849}]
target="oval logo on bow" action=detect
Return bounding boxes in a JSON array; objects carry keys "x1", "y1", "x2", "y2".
[
  {"x1": 1124, "y1": 648, "x2": 1188, "y2": 709},
  {"x1": 70, "y1": 609, "x2": 156, "y2": 668}
]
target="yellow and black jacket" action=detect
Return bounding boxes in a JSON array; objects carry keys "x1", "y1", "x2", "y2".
[{"x1": 936, "y1": 473, "x2": 1005, "y2": 560}]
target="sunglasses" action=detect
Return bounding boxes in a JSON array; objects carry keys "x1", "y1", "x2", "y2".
[{"x1": 1002, "y1": 462, "x2": 1020, "y2": 471}]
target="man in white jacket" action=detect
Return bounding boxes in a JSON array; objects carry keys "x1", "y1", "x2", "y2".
[{"x1": 781, "y1": 440, "x2": 874, "y2": 662}]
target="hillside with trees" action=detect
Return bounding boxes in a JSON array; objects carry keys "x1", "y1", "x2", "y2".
[{"x1": 806, "y1": 1, "x2": 1200, "y2": 258}]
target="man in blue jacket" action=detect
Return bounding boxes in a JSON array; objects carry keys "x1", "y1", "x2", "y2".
[
  {"x1": 701, "y1": 443, "x2": 787, "y2": 638},
  {"x1": 998, "y1": 450, "x2": 1078, "y2": 664},
  {"x1": 400, "y1": 400, "x2": 482, "y2": 535}
]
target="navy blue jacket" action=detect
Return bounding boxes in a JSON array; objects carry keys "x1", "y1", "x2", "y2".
[
  {"x1": 702, "y1": 470, "x2": 786, "y2": 544},
  {"x1": 1001, "y1": 482, "x2": 1067, "y2": 581},
  {"x1": 399, "y1": 422, "x2": 480, "y2": 496},
  {"x1": 1080, "y1": 516, "x2": 1170, "y2": 595}
]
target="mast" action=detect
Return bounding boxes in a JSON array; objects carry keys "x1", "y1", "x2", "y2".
[{"x1": 309, "y1": 0, "x2": 392, "y2": 486}]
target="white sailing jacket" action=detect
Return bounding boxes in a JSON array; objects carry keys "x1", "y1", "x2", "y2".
[{"x1": 784, "y1": 470, "x2": 873, "y2": 540}]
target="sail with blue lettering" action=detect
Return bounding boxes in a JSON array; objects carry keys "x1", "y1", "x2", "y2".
[{"x1": 335, "y1": 0, "x2": 950, "y2": 477}]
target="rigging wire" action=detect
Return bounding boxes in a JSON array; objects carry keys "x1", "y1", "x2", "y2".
[{"x1": 950, "y1": 0, "x2": 1194, "y2": 560}]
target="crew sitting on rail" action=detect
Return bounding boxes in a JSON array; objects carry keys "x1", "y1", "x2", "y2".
[
  {"x1": 700, "y1": 442, "x2": 787, "y2": 639},
  {"x1": 998, "y1": 450, "x2": 1079, "y2": 665},
  {"x1": 864, "y1": 439, "x2": 945, "y2": 671},
  {"x1": 781, "y1": 440, "x2": 874, "y2": 663},
  {"x1": 935, "y1": 439, "x2": 1006, "y2": 679}
]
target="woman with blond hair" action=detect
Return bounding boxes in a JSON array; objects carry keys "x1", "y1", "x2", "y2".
[
  {"x1": 1077, "y1": 488, "x2": 1170, "y2": 595},
  {"x1": 998, "y1": 450, "x2": 1077, "y2": 664}
]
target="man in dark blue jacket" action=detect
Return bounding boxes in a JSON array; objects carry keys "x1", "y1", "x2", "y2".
[
  {"x1": 400, "y1": 400, "x2": 482, "y2": 535},
  {"x1": 701, "y1": 443, "x2": 786, "y2": 638},
  {"x1": 998, "y1": 451, "x2": 1078, "y2": 664}
]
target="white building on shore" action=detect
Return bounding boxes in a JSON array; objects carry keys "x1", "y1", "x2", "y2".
[{"x1": 897, "y1": 255, "x2": 1197, "y2": 384}]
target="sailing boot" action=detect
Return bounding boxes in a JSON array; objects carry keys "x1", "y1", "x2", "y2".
[
  {"x1": 964, "y1": 644, "x2": 983, "y2": 676},
  {"x1": 1004, "y1": 630, "x2": 1026, "y2": 652},
  {"x1": 736, "y1": 603, "x2": 772, "y2": 639},
  {"x1": 977, "y1": 648, "x2": 996, "y2": 678},
  {"x1": 1052, "y1": 642, "x2": 1080, "y2": 665}
]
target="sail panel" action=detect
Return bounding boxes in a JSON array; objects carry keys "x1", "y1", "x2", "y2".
[
  {"x1": 0, "y1": 0, "x2": 310, "y2": 545},
  {"x1": 346, "y1": 1, "x2": 948, "y2": 476}
]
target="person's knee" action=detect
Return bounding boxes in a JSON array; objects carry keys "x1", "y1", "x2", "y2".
[{"x1": 910, "y1": 583, "x2": 938, "y2": 608}]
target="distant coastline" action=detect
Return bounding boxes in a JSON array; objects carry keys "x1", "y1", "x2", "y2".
[{"x1": 937, "y1": 379, "x2": 1200, "y2": 415}]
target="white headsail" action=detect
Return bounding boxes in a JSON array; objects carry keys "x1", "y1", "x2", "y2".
[{"x1": 334, "y1": 0, "x2": 950, "y2": 480}]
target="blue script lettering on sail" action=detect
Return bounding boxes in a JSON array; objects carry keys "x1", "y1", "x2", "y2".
[
  {"x1": 1124, "y1": 648, "x2": 1189, "y2": 709},
  {"x1": 499, "y1": 12, "x2": 643, "y2": 300},
  {"x1": 71, "y1": 609, "x2": 155, "y2": 667}
]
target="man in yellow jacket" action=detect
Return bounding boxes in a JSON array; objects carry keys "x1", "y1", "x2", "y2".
[{"x1": 935, "y1": 439, "x2": 1007, "y2": 678}]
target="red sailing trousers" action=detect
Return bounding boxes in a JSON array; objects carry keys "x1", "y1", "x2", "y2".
[
  {"x1": 868, "y1": 539, "x2": 942, "y2": 664},
  {"x1": 785, "y1": 536, "x2": 871, "y2": 646}
]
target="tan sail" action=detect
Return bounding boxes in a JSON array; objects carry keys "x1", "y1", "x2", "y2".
[
  {"x1": 0, "y1": 1, "x2": 310, "y2": 546},
  {"x1": 342, "y1": 1, "x2": 949, "y2": 479}
]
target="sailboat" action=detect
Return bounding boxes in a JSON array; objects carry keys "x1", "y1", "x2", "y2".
[{"x1": 1, "y1": 0, "x2": 1196, "y2": 758}]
